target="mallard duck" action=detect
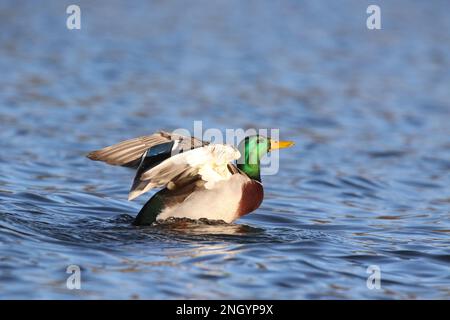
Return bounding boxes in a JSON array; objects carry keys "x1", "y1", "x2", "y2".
[{"x1": 87, "y1": 131, "x2": 294, "y2": 225}]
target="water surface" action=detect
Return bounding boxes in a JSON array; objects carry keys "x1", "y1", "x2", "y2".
[{"x1": 0, "y1": 0, "x2": 449, "y2": 299}]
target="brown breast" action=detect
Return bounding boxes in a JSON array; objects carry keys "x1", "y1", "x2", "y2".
[{"x1": 236, "y1": 180, "x2": 264, "y2": 217}]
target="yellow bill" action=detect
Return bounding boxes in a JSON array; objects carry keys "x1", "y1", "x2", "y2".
[{"x1": 270, "y1": 140, "x2": 295, "y2": 150}]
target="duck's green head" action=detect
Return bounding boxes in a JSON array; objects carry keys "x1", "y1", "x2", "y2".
[{"x1": 237, "y1": 135, "x2": 294, "y2": 181}]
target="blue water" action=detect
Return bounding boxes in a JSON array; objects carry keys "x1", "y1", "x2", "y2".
[{"x1": 0, "y1": 0, "x2": 449, "y2": 299}]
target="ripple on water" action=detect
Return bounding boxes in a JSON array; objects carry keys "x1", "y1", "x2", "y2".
[{"x1": 1, "y1": 0, "x2": 450, "y2": 299}]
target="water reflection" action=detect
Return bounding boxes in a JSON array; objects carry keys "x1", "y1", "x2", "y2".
[{"x1": 0, "y1": 0, "x2": 449, "y2": 299}]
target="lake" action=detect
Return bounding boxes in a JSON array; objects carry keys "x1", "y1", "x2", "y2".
[{"x1": 0, "y1": 0, "x2": 449, "y2": 299}]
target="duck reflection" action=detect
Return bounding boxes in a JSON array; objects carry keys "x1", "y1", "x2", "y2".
[{"x1": 140, "y1": 217, "x2": 264, "y2": 236}]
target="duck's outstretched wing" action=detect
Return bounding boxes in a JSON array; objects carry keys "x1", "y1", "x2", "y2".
[
  {"x1": 86, "y1": 131, "x2": 207, "y2": 168},
  {"x1": 128, "y1": 144, "x2": 241, "y2": 200}
]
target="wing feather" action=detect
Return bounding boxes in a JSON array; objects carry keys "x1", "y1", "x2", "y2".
[
  {"x1": 128, "y1": 144, "x2": 241, "y2": 200},
  {"x1": 87, "y1": 131, "x2": 207, "y2": 168}
]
